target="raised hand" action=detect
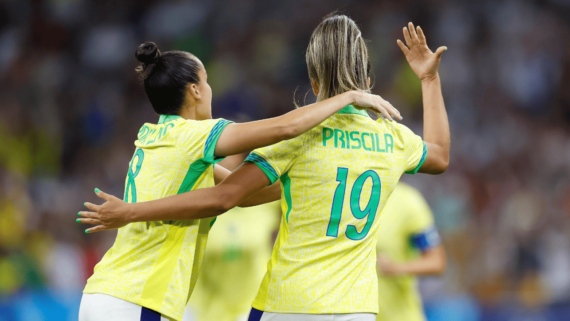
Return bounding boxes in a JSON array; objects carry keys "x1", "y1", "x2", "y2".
[
  {"x1": 397, "y1": 22, "x2": 447, "y2": 82},
  {"x1": 77, "y1": 189, "x2": 132, "y2": 233}
]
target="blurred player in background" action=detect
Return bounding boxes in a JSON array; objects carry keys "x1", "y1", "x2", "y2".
[
  {"x1": 375, "y1": 182, "x2": 446, "y2": 321},
  {"x1": 183, "y1": 155, "x2": 280, "y2": 321}
]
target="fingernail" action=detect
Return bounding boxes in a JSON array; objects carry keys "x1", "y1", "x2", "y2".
[
  {"x1": 445, "y1": 46, "x2": 448, "y2": 50},
  {"x1": 76, "y1": 219, "x2": 80, "y2": 223},
  {"x1": 94, "y1": 188, "x2": 100, "y2": 193},
  {"x1": 78, "y1": 212, "x2": 81, "y2": 216},
  {"x1": 85, "y1": 230, "x2": 89, "y2": 234},
  {"x1": 83, "y1": 203, "x2": 86, "y2": 206}
]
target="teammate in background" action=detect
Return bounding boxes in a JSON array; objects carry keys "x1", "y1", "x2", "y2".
[
  {"x1": 76, "y1": 41, "x2": 399, "y2": 321},
  {"x1": 183, "y1": 155, "x2": 280, "y2": 321},
  {"x1": 375, "y1": 182, "x2": 446, "y2": 321},
  {"x1": 80, "y1": 17, "x2": 449, "y2": 321}
]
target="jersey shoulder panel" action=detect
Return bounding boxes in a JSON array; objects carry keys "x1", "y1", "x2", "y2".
[
  {"x1": 375, "y1": 120, "x2": 426, "y2": 174},
  {"x1": 246, "y1": 133, "x2": 306, "y2": 183}
]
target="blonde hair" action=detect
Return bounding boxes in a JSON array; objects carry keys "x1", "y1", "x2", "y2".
[{"x1": 306, "y1": 14, "x2": 371, "y2": 102}]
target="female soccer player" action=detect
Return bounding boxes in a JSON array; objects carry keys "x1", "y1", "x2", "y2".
[
  {"x1": 375, "y1": 182, "x2": 446, "y2": 321},
  {"x1": 76, "y1": 41, "x2": 400, "y2": 321},
  {"x1": 81, "y1": 17, "x2": 449, "y2": 321}
]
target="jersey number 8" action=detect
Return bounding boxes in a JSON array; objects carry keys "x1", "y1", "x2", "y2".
[{"x1": 326, "y1": 167, "x2": 381, "y2": 241}]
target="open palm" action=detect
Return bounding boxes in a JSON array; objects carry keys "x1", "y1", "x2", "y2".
[{"x1": 397, "y1": 22, "x2": 447, "y2": 82}]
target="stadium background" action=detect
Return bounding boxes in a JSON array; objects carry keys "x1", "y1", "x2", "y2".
[{"x1": 1, "y1": 0, "x2": 570, "y2": 320}]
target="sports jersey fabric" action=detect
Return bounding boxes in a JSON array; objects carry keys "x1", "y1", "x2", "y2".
[
  {"x1": 84, "y1": 115, "x2": 232, "y2": 321},
  {"x1": 375, "y1": 182, "x2": 441, "y2": 321},
  {"x1": 187, "y1": 201, "x2": 280, "y2": 321},
  {"x1": 245, "y1": 105, "x2": 426, "y2": 314}
]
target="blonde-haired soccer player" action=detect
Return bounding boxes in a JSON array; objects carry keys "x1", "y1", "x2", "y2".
[
  {"x1": 376, "y1": 182, "x2": 446, "y2": 321},
  {"x1": 81, "y1": 18, "x2": 449, "y2": 321}
]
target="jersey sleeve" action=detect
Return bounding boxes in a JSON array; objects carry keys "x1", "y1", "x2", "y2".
[
  {"x1": 244, "y1": 135, "x2": 305, "y2": 184},
  {"x1": 405, "y1": 187, "x2": 441, "y2": 252},
  {"x1": 394, "y1": 123, "x2": 427, "y2": 175}
]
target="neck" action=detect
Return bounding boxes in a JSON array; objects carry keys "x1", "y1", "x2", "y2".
[{"x1": 178, "y1": 105, "x2": 196, "y2": 120}]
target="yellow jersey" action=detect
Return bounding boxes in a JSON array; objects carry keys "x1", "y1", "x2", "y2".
[
  {"x1": 244, "y1": 105, "x2": 427, "y2": 314},
  {"x1": 376, "y1": 182, "x2": 440, "y2": 321},
  {"x1": 187, "y1": 201, "x2": 280, "y2": 321},
  {"x1": 84, "y1": 114, "x2": 232, "y2": 321}
]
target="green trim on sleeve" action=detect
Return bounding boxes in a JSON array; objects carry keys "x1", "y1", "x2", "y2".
[
  {"x1": 280, "y1": 172, "x2": 293, "y2": 223},
  {"x1": 177, "y1": 119, "x2": 233, "y2": 194},
  {"x1": 203, "y1": 119, "x2": 234, "y2": 162},
  {"x1": 405, "y1": 141, "x2": 427, "y2": 175},
  {"x1": 244, "y1": 153, "x2": 279, "y2": 184}
]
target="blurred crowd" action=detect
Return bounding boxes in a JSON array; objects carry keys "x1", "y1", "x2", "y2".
[{"x1": 0, "y1": 0, "x2": 570, "y2": 320}]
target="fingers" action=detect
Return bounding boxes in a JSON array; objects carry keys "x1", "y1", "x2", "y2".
[
  {"x1": 408, "y1": 22, "x2": 419, "y2": 44},
  {"x1": 434, "y1": 46, "x2": 448, "y2": 59},
  {"x1": 85, "y1": 225, "x2": 109, "y2": 234},
  {"x1": 77, "y1": 218, "x2": 104, "y2": 225},
  {"x1": 95, "y1": 188, "x2": 113, "y2": 201},
  {"x1": 417, "y1": 26, "x2": 427, "y2": 44},
  {"x1": 396, "y1": 40, "x2": 409, "y2": 55},
  {"x1": 375, "y1": 101, "x2": 401, "y2": 121},
  {"x1": 403, "y1": 26, "x2": 413, "y2": 48},
  {"x1": 367, "y1": 95, "x2": 401, "y2": 121},
  {"x1": 78, "y1": 211, "x2": 99, "y2": 219},
  {"x1": 381, "y1": 99, "x2": 402, "y2": 121},
  {"x1": 84, "y1": 202, "x2": 101, "y2": 212}
]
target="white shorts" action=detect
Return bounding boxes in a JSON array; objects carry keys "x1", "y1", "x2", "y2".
[
  {"x1": 79, "y1": 293, "x2": 175, "y2": 321},
  {"x1": 247, "y1": 308, "x2": 376, "y2": 321}
]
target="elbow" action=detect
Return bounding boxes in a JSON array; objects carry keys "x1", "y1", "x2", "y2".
[
  {"x1": 435, "y1": 258, "x2": 447, "y2": 275},
  {"x1": 433, "y1": 158, "x2": 449, "y2": 174},
  {"x1": 428, "y1": 153, "x2": 449, "y2": 175},
  {"x1": 215, "y1": 189, "x2": 241, "y2": 213},
  {"x1": 433, "y1": 250, "x2": 447, "y2": 275}
]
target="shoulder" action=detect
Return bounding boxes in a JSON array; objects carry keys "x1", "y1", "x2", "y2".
[
  {"x1": 375, "y1": 119, "x2": 417, "y2": 140},
  {"x1": 173, "y1": 118, "x2": 231, "y2": 139},
  {"x1": 175, "y1": 118, "x2": 227, "y2": 130}
]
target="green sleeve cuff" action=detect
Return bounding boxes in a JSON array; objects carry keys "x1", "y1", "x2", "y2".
[
  {"x1": 203, "y1": 119, "x2": 233, "y2": 164},
  {"x1": 405, "y1": 142, "x2": 427, "y2": 175},
  {"x1": 244, "y1": 152, "x2": 279, "y2": 184}
]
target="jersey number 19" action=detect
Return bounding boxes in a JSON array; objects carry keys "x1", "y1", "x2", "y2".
[{"x1": 326, "y1": 167, "x2": 381, "y2": 241}]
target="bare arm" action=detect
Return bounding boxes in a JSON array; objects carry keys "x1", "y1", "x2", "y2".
[
  {"x1": 80, "y1": 163, "x2": 271, "y2": 233},
  {"x1": 214, "y1": 164, "x2": 281, "y2": 207},
  {"x1": 397, "y1": 22, "x2": 449, "y2": 174},
  {"x1": 377, "y1": 245, "x2": 446, "y2": 277},
  {"x1": 214, "y1": 91, "x2": 402, "y2": 156}
]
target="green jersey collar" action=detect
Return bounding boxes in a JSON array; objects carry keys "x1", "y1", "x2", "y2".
[
  {"x1": 337, "y1": 105, "x2": 370, "y2": 117},
  {"x1": 158, "y1": 114, "x2": 182, "y2": 124}
]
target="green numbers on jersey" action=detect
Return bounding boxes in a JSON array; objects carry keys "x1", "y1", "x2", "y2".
[
  {"x1": 326, "y1": 168, "x2": 381, "y2": 240},
  {"x1": 124, "y1": 148, "x2": 144, "y2": 203}
]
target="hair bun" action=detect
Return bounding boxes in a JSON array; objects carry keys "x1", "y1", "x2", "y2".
[{"x1": 135, "y1": 42, "x2": 161, "y2": 65}]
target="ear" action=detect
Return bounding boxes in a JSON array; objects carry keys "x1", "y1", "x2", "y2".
[
  {"x1": 367, "y1": 77, "x2": 371, "y2": 88},
  {"x1": 188, "y1": 83, "x2": 202, "y2": 100},
  {"x1": 311, "y1": 78, "x2": 319, "y2": 97}
]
